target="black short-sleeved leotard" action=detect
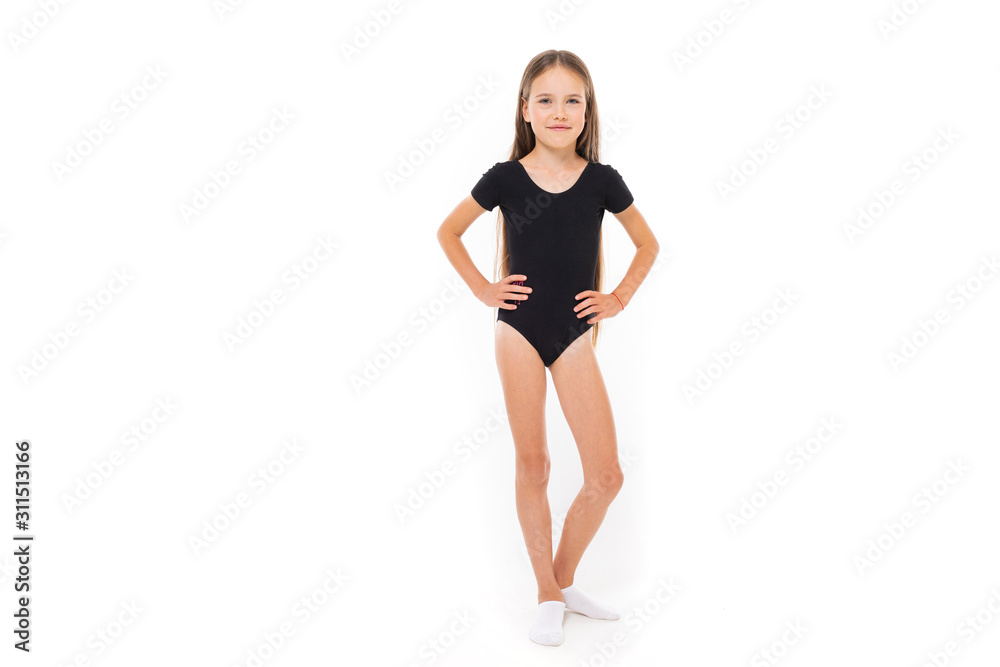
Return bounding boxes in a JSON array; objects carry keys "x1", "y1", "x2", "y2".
[{"x1": 471, "y1": 159, "x2": 634, "y2": 367}]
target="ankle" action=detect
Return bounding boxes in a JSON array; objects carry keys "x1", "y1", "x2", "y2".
[
  {"x1": 537, "y1": 589, "x2": 565, "y2": 604},
  {"x1": 554, "y1": 571, "x2": 574, "y2": 589}
]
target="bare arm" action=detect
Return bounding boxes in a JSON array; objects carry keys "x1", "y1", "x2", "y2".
[
  {"x1": 436, "y1": 195, "x2": 529, "y2": 308},
  {"x1": 436, "y1": 195, "x2": 493, "y2": 299},
  {"x1": 608, "y1": 203, "x2": 659, "y2": 308}
]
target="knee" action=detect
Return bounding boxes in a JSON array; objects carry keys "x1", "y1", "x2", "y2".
[
  {"x1": 516, "y1": 454, "x2": 550, "y2": 488},
  {"x1": 585, "y1": 463, "x2": 624, "y2": 501}
]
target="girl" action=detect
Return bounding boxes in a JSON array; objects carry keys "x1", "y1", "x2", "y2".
[{"x1": 436, "y1": 49, "x2": 658, "y2": 646}]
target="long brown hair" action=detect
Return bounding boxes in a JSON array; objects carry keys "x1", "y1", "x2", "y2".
[{"x1": 492, "y1": 49, "x2": 606, "y2": 349}]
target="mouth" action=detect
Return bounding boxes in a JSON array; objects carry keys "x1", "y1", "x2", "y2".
[{"x1": 548, "y1": 126, "x2": 570, "y2": 131}]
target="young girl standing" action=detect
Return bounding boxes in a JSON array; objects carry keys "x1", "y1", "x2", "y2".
[{"x1": 436, "y1": 49, "x2": 658, "y2": 646}]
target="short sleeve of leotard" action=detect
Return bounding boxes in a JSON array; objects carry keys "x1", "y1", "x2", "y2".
[
  {"x1": 605, "y1": 165, "x2": 634, "y2": 215},
  {"x1": 471, "y1": 162, "x2": 503, "y2": 211}
]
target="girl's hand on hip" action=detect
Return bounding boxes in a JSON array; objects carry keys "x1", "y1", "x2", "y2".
[
  {"x1": 477, "y1": 274, "x2": 531, "y2": 309},
  {"x1": 573, "y1": 290, "x2": 621, "y2": 323}
]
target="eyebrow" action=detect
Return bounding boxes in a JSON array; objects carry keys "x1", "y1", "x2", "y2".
[{"x1": 533, "y1": 93, "x2": 583, "y2": 98}]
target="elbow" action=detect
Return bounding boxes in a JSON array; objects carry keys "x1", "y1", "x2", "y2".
[
  {"x1": 645, "y1": 237, "x2": 660, "y2": 257},
  {"x1": 436, "y1": 225, "x2": 455, "y2": 249}
]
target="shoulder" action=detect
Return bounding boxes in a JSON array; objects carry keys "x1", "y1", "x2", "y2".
[
  {"x1": 582, "y1": 161, "x2": 616, "y2": 178},
  {"x1": 586, "y1": 161, "x2": 628, "y2": 186},
  {"x1": 589, "y1": 161, "x2": 623, "y2": 175},
  {"x1": 482, "y1": 160, "x2": 517, "y2": 172},
  {"x1": 475, "y1": 160, "x2": 518, "y2": 180}
]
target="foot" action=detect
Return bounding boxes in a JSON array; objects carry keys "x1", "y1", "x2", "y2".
[
  {"x1": 560, "y1": 584, "x2": 620, "y2": 620},
  {"x1": 528, "y1": 600, "x2": 565, "y2": 646}
]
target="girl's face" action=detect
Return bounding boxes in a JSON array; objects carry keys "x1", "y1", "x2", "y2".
[{"x1": 521, "y1": 67, "x2": 587, "y2": 150}]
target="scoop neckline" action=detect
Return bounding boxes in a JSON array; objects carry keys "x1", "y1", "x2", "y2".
[{"x1": 514, "y1": 159, "x2": 592, "y2": 195}]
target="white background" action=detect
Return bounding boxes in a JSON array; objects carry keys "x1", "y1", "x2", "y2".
[{"x1": 2, "y1": 0, "x2": 999, "y2": 665}]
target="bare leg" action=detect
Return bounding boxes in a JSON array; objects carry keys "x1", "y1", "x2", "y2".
[
  {"x1": 494, "y1": 320, "x2": 563, "y2": 605},
  {"x1": 548, "y1": 332, "x2": 624, "y2": 589}
]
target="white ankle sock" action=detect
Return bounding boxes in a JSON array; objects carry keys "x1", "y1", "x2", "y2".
[
  {"x1": 560, "y1": 584, "x2": 620, "y2": 620},
  {"x1": 528, "y1": 600, "x2": 565, "y2": 646}
]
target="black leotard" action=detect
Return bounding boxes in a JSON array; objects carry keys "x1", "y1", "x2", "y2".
[{"x1": 471, "y1": 159, "x2": 634, "y2": 367}]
